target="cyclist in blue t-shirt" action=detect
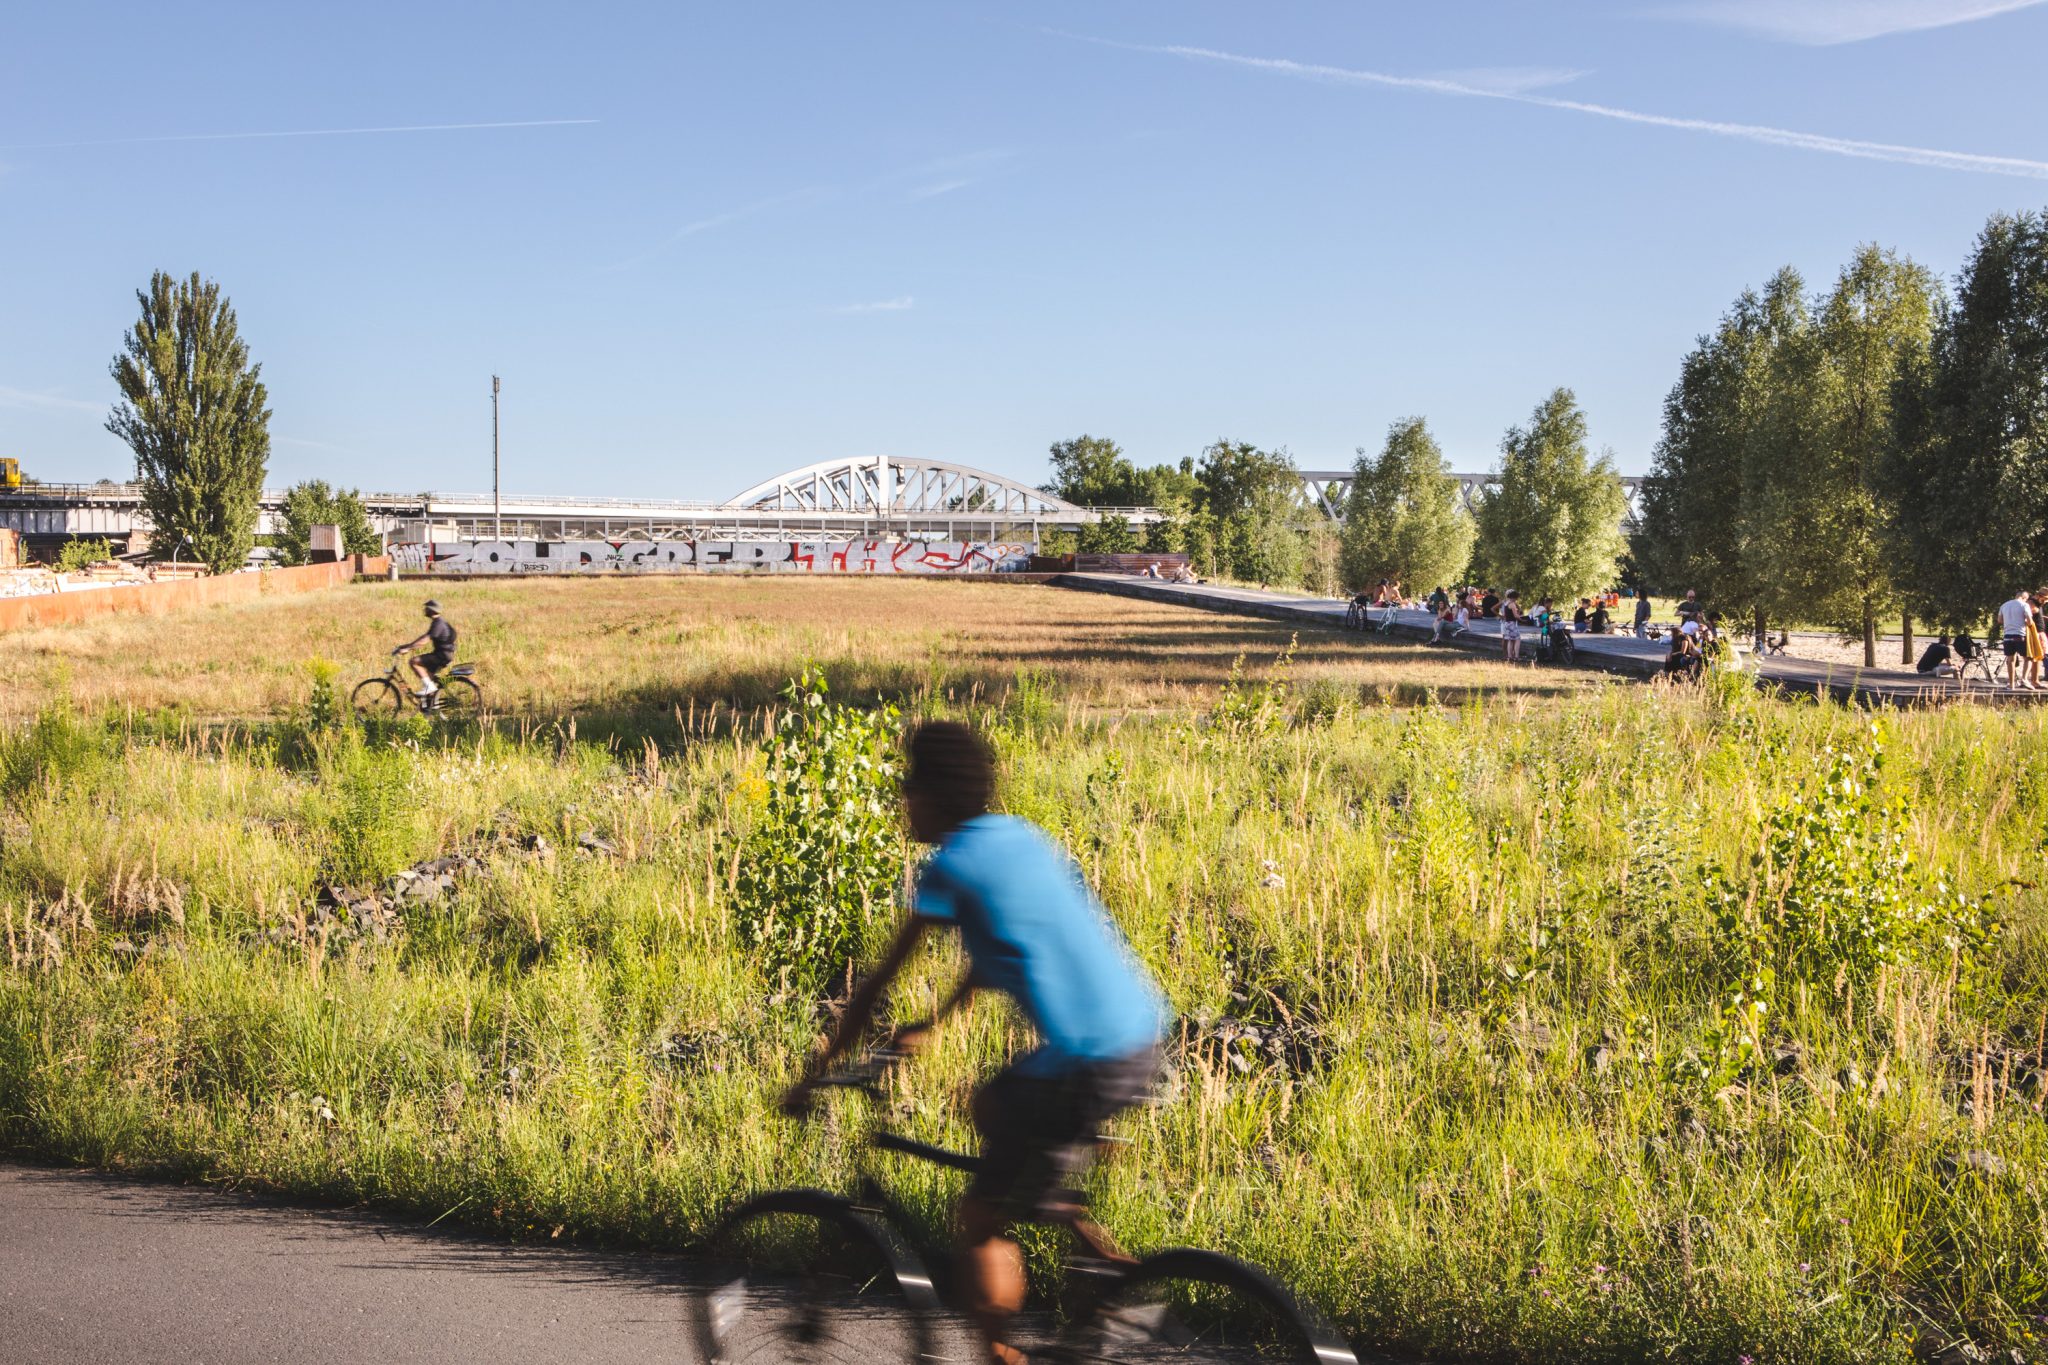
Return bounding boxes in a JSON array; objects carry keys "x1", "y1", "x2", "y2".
[{"x1": 790, "y1": 720, "x2": 1168, "y2": 1365}]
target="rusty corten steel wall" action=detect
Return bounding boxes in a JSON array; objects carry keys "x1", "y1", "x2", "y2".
[{"x1": 0, "y1": 555, "x2": 388, "y2": 635}]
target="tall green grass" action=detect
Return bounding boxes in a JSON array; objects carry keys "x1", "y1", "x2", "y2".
[{"x1": 1, "y1": 667, "x2": 2045, "y2": 1364}]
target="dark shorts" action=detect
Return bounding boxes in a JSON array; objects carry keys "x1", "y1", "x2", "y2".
[
  {"x1": 418, "y1": 650, "x2": 453, "y2": 675},
  {"x1": 2004, "y1": 634, "x2": 2026, "y2": 658},
  {"x1": 970, "y1": 1046, "x2": 1159, "y2": 1223}
]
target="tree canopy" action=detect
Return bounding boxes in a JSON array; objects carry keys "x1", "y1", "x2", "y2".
[
  {"x1": 1337, "y1": 417, "x2": 1473, "y2": 594},
  {"x1": 1471, "y1": 389, "x2": 1627, "y2": 603},
  {"x1": 1879, "y1": 211, "x2": 2048, "y2": 627},
  {"x1": 107, "y1": 271, "x2": 271, "y2": 574},
  {"x1": 1753, "y1": 245, "x2": 1935, "y2": 662},
  {"x1": 275, "y1": 480, "x2": 383, "y2": 565}
]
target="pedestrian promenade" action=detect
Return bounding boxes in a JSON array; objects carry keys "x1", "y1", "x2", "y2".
[{"x1": 1053, "y1": 574, "x2": 2028, "y2": 705}]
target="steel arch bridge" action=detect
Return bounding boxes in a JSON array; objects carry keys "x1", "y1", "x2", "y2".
[
  {"x1": 0, "y1": 455, "x2": 1160, "y2": 546},
  {"x1": 726, "y1": 455, "x2": 1133, "y2": 527}
]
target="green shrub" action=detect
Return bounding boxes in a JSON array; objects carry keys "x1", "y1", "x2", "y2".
[
  {"x1": 54, "y1": 538, "x2": 113, "y2": 573},
  {"x1": 0, "y1": 705, "x2": 117, "y2": 799},
  {"x1": 1293, "y1": 676, "x2": 1350, "y2": 727},
  {"x1": 318, "y1": 738, "x2": 424, "y2": 886},
  {"x1": 1001, "y1": 668, "x2": 1062, "y2": 734},
  {"x1": 730, "y1": 669, "x2": 904, "y2": 994},
  {"x1": 1710, "y1": 724, "x2": 1998, "y2": 1008},
  {"x1": 1208, "y1": 641, "x2": 1293, "y2": 739}
]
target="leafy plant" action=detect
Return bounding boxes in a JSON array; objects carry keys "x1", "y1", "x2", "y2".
[
  {"x1": 1708, "y1": 724, "x2": 1997, "y2": 1006},
  {"x1": 1208, "y1": 640, "x2": 1294, "y2": 740},
  {"x1": 319, "y1": 738, "x2": 424, "y2": 885},
  {"x1": 304, "y1": 659, "x2": 345, "y2": 733},
  {"x1": 731, "y1": 668, "x2": 904, "y2": 994},
  {"x1": 1293, "y1": 676, "x2": 1351, "y2": 728},
  {"x1": 54, "y1": 538, "x2": 114, "y2": 573},
  {"x1": 1001, "y1": 668, "x2": 1062, "y2": 734}
]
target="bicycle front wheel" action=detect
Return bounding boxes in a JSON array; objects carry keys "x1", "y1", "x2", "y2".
[
  {"x1": 350, "y1": 677, "x2": 405, "y2": 719},
  {"x1": 694, "y1": 1189, "x2": 938, "y2": 1365},
  {"x1": 1061, "y1": 1248, "x2": 1354, "y2": 1365}
]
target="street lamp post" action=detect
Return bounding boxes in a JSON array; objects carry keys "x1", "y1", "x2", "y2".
[{"x1": 491, "y1": 376, "x2": 502, "y2": 540}]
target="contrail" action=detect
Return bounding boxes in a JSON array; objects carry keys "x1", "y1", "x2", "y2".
[
  {"x1": 1088, "y1": 35, "x2": 2048, "y2": 180},
  {"x1": 3, "y1": 118, "x2": 599, "y2": 150}
]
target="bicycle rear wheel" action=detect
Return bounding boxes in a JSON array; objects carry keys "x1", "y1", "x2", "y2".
[
  {"x1": 430, "y1": 676, "x2": 483, "y2": 721},
  {"x1": 350, "y1": 677, "x2": 405, "y2": 719},
  {"x1": 1060, "y1": 1248, "x2": 1354, "y2": 1365},
  {"x1": 694, "y1": 1190, "x2": 938, "y2": 1365}
]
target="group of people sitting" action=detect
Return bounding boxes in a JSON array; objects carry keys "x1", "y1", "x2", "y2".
[
  {"x1": 1661, "y1": 595, "x2": 1744, "y2": 681},
  {"x1": 1135, "y1": 560, "x2": 1200, "y2": 584}
]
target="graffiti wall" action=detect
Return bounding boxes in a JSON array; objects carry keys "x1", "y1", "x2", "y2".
[{"x1": 390, "y1": 539, "x2": 1034, "y2": 575}]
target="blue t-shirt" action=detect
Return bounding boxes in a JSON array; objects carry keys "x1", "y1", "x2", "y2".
[{"x1": 913, "y1": 815, "x2": 1168, "y2": 1077}]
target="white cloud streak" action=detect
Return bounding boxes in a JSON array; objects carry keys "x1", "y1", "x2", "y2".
[
  {"x1": 833, "y1": 296, "x2": 915, "y2": 313},
  {"x1": 1136, "y1": 41, "x2": 2048, "y2": 180},
  {"x1": 0, "y1": 386, "x2": 101, "y2": 415},
  {"x1": 909, "y1": 178, "x2": 974, "y2": 199},
  {"x1": 1651, "y1": 0, "x2": 2048, "y2": 45},
  {"x1": 2, "y1": 118, "x2": 600, "y2": 151},
  {"x1": 1420, "y1": 66, "x2": 1589, "y2": 95}
]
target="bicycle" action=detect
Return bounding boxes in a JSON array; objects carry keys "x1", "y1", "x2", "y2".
[
  {"x1": 349, "y1": 652, "x2": 484, "y2": 720},
  {"x1": 694, "y1": 1052, "x2": 1357, "y2": 1365}
]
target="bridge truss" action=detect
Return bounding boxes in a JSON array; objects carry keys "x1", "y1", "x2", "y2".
[{"x1": 0, "y1": 456, "x2": 1157, "y2": 547}]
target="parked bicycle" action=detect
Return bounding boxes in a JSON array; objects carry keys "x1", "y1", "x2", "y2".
[
  {"x1": 349, "y1": 655, "x2": 484, "y2": 719},
  {"x1": 694, "y1": 1051, "x2": 1356, "y2": 1365}
]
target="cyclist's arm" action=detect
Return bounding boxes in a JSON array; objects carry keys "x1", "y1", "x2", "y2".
[
  {"x1": 890, "y1": 971, "x2": 977, "y2": 1053},
  {"x1": 395, "y1": 631, "x2": 429, "y2": 653},
  {"x1": 817, "y1": 915, "x2": 929, "y2": 1067}
]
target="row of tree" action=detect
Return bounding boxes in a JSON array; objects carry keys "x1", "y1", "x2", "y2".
[
  {"x1": 1045, "y1": 387, "x2": 1630, "y2": 605},
  {"x1": 1633, "y1": 209, "x2": 2048, "y2": 663},
  {"x1": 105, "y1": 270, "x2": 378, "y2": 572}
]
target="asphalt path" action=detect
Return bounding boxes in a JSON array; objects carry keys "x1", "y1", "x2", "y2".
[{"x1": 0, "y1": 1162, "x2": 714, "y2": 1363}]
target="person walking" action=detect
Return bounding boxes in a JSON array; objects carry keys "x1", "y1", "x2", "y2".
[
  {"x1": 1501, "y1": 590, "x2": 1524, "y2": 663},
  {"x1": 2029, "y1": 588, "x2": 2047, "y2": 691},
  {"x1": 1999, "y1": 588, "x2": 2034, "y2": 690},
  {"x1": 1633, "y1": 588, "x2": 1653, "y2": 638}
]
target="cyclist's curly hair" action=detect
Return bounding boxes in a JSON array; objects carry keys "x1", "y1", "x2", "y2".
[{"x1": 904, "y1": 721, "x2": 994, "y2": 831}]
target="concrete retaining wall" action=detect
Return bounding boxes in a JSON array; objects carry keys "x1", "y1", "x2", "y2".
[{"x1": 0, "y1": 555, "x2": 388, "y2": 635}]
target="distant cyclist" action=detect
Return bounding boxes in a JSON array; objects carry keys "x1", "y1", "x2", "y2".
[
  {"x1": 788, "y1": 721, "x2": 1169, "y2": 1365},
  {"x1": 393, "y1": 599, "x2": 457, "y2": 703}
]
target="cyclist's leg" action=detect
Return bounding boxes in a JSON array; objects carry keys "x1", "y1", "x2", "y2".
[
  {"x1": 962, "y1": 1069, "x2": 1045, "y2": 1365},
  {"x1": 415, "y1": 651, "x2": 450, "y2": 695}
]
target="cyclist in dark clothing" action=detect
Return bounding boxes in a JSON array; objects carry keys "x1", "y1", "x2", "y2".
[{"x1": 394, "y1": 600, "x2": 457, "y2": 701}]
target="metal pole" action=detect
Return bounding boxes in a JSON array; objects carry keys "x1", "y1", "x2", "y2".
[{"x1": 491, "y1": 376, "x2": 502, "y2": 540}]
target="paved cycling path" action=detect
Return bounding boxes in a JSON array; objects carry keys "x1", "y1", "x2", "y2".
[
  {"x1": 1054, "y1": 574, "x2": 2021, "y2": 706},
  {"x1": 0, "y1": 1162, "x2": 716, "y2": 1363}
]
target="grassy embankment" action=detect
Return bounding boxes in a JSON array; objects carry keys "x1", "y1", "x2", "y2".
[{"x1": 1, "y1": 577, "x2": 2043, "y2": 1365}]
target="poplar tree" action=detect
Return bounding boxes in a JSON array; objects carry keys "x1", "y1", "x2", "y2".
[
  {"x1": 1634, "y1": 270, "x2": 1807, "y2": 639},
  {"x1": 106, "y1": 271, "x2": 271, "y2": 573},
  {"x1": 1471, "y1": 389, "x2": 1627, "y2": 603},
  {"x1": 1337, "y1": 417, "x2": 1473, "y2": 593},
  {"x1": 1880, "y1": 211, "x2": 2048, "y2": 628},
  {"x1": 1755, "y1": 246, "x2": 1935, "y2": 665}
]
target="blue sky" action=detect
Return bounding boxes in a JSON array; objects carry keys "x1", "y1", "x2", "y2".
[{"x1": 3, "y1": 1, "x2": 2045, "y2": 496}]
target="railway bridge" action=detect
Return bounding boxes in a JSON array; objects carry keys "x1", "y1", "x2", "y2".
[{"x1": 0, "y1": 456, "x2": 1157, "y2": 550}]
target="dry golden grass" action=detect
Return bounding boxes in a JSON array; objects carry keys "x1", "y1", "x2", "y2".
[{"x1": 0, "y1": 576, "x2": 1603, "y2": 725}]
